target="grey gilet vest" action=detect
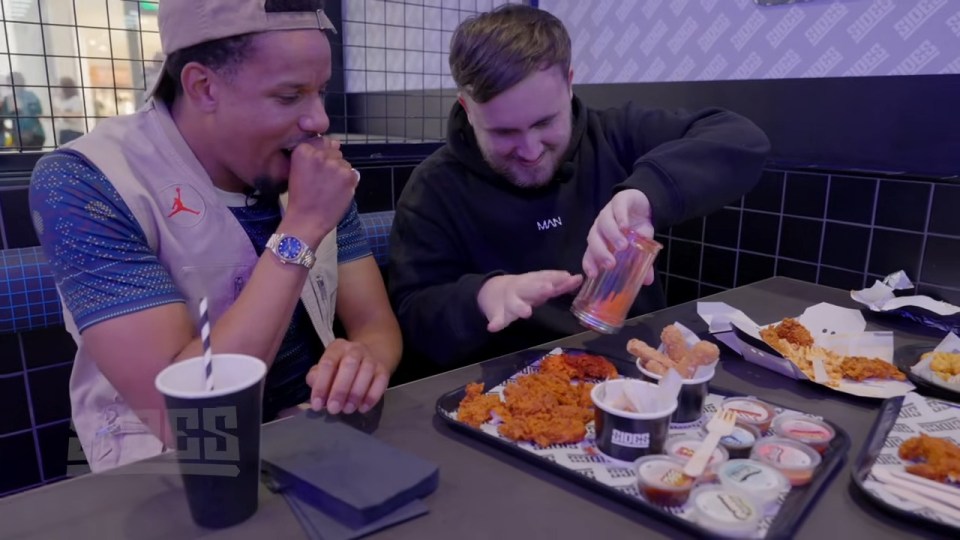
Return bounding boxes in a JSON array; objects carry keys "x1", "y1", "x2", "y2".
[{"x1": 63, "y1": 99, "x2": 338, "y2": 472}]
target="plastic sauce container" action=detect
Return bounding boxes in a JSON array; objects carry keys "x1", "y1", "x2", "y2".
[
  {"x1": 635, "y1": 455, "x2": 696, "y2": 507},
  {"x1": 750, "y1": 436, "x2": 821, "y2": 486},
  {"x1": 664, "y1": 434, "x2": 730, "y2": 481},
  {"x1": 689, "y1": 485, "x2": 762, "y2": 538},
  {"x1": 772, "y1": 415, "x2": 835, "y2": 454},
  {"x1": 721, "y1": 397, "x2": 777, "y2": 432},
  {"x1": 716, "y1": 459, "x2": 789, "y2": 510},
  {"x1": 710, "y1": 422, "x2": 762, "y2": 460}
]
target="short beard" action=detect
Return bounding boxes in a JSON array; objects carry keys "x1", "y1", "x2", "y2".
[{"x1": 246, "y1": 176, "x2": 289, "y2": 205}]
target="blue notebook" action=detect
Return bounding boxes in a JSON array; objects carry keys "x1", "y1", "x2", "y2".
[{"x1": 261, "y1": 412, "x2": 439, "y2": 530}]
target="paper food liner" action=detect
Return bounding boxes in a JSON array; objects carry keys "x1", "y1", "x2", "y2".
[
  {"x1": 863, "y1": 391, "x2": 960, "y2": 529},
  {"x1": 852, "y1": 271, "x2": 960, "y2": 335},
  {"x1": 910, "y1": 332, "x2": 960, "y2": 391},
  {"x1": 697, "y1": 301, "x2": 914, "y2": 399},
  {"x1": 603, "y1": 376, "x2": 678, "y2": 414},
  {"x1": 631, "y1": 321, "x2": 719, "y2": 380}
]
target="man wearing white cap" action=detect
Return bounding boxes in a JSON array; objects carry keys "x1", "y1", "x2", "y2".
[{"x1": 29, "y1": 0, "x2": 401, "y2": 472}]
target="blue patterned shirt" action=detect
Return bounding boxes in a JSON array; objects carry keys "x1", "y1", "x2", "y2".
[{"x1": 30, "y1": 150, "x2": 372, "y2": 420}]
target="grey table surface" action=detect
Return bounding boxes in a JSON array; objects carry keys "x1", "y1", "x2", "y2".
[{"x1": 2, "y1": 277, "x2": 953, "y2": 540}]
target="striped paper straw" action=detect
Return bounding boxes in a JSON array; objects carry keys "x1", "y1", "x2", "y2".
[{"x1": 199, "y1": 297, "x2": 214, "y2": 392}]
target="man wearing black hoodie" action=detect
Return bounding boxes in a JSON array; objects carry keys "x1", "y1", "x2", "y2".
[{"x1": 389, "y1": 4, "x2": 770, "y2": 371}]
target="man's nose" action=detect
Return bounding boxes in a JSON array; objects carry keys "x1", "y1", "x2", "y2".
[
  {"x1": 299, "y1": 96, "x2": 330, "y2": 134},
  {"x1": 515, "y1": 133, "x2": 543, "y2": 161}
]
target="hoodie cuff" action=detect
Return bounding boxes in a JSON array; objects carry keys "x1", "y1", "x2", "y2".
[{"x1": 613, "y1": 161, "x2": 680, "y2": 230}]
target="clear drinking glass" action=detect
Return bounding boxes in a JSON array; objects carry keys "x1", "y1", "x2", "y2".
[{"x1": 571, "y1": 230, "x2": 662, "y2": 334}]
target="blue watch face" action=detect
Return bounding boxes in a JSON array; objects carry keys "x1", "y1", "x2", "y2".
[{"x1": 277, "y1": 236, "x2": 304, "y2": 260}]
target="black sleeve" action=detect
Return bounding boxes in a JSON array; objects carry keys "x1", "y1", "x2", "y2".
[
  {"x1": 602, "y1": 104, "x2": 771, "y2": 229},
  {"x1": 388, "y1": 165, "x2": 499, "y2": 368}
]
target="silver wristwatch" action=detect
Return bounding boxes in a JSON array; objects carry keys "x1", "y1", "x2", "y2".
[{"x1": 266, "y1": 233, "x2": 316, "y2": 269}]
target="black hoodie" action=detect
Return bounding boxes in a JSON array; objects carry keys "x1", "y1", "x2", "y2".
[{"x1": 389, "y1": 96, "x2": 770, "y2": 369}]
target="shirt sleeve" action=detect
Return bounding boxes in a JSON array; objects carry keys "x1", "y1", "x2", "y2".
[
  {"x1": 335, "y1": 200, "x2": 373, "y2": 264},
  {"x1": 28, "y1": 151, "x2": 184, "y2": 332}
]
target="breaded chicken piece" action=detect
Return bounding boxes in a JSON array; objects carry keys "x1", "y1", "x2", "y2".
[
  {"x1": 456, "y1": 382, "x2": 504, "y2": 428},
  {"x1": 840, "y1": 356, "x2": 906, "y2": 381},
  {"x1": 540, "y1": 352, "x2": 619, "y2": 380},
  {"x1": 899, "y1": 433, "x2": 960, "y2": 483}
]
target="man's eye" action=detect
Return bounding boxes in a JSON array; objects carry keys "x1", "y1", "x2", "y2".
[{"x1": 277, "y1": 94, "x2": 299, "y2": 104}]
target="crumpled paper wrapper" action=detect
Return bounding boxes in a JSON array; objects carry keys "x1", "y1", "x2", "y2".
[
  {"x1": 697, "y1": 301, "x2": 914, "y2": 399},
  {"x1": 911, "y1": 332, "x2": 960, "y2": 391},
  {"x1": 852, "y1": 271, "x2": 960, "y2": 334}
]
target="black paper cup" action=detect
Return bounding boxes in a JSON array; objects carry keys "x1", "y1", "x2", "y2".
[
  {"x1": 155, "y1": 354, "x2": 266, "y2": 529},
  {"x1": 636, "y1": 360, "x2": 715, "y2": 424},
  {"x1": 591, "y1": 379, "x2": 677, "y2": 462}
]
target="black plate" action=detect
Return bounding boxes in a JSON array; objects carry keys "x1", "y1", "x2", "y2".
[
  {"x1": 851, "y1": 395, "x2": 960, "y2": 535},
  {"x1": 435, "y1": 347, "x2": 851, "y2": 540},
  {"x1": 893, "y1": 344, "x2": 960, "y2": 403}
]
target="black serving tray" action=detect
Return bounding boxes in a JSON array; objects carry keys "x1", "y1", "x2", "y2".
[
  {"x1": 893, "y1": 343, "x2": 960, "y2": 403},
  {"x1": 435, "y1": 347, "x2": 851, "y2": 539},
  {"x1": 851, "y1": 394, "x2": 960, "y2": 535}
]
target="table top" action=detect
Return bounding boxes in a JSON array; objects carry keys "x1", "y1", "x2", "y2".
[{"x1": 2, "y1": 277, "x2": 952, "y2": 539}]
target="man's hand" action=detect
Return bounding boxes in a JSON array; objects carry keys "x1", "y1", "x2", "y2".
[
  {"x1": 306, "y1": 338, "x2": 391, "y2": 415},
  {"x1": 283, "y1": 136, "x2": 360, "y2": 245},
  {"x1": 477, "y1": 271, "x2": 583, "y2": 332},
  {"x1": 583, "y1": 189, "x2": 655, "y2": 282}
]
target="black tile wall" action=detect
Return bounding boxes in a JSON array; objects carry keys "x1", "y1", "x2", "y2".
[
  {"x1": 818, "y1": 266, "x2": 865, "y2": 291},
  {"x1": 0, "y1": 333, "x2": 20, "y2": 375},
  {"x1": 27, "y1": 365, "x2": 72, "y2": 426},
  {"x1": 783, "y1": 173, "x2": 827, "y2": 218},
  {"x1": 744, "y1": 170, "x2": 783, "y2": 212},
  {"x1": 868, "y1": 229, "x2": 923, "y2": 279},
  {"x1": 703, "y1": 208, "x2": 740, "y2": 249},
  {"x1": 665, "y1": 276, "x2": 699, "y2": 306},
  {"x1": 777, "y1": 259, "x2": 818, "y2": 283},
  {"x1": 671, "y1": 217, "x2": 703, "y2": 242},
  {"x1": 658, "y1": 168, "x2": 960, "y2": 310},
  {"x1": 739, "y1": 211, "x2": 779, "y2": 254},
  {"x1": 0, "y1": 374, "x2": 31, "y2": 435},
  {"x1": 827, "y1": 176, "x2": 876, "y2": 225},
  {"x1": 669, "y1": 239, "x2": 701, "y2": 280},
  {"x1": 737, "y1": 253, "x2": 775, "y2": 287},
  {"x1": 0, "y1": 432, "x2": 40, "y2": 494},
  {"x1": 36, "y1": 421, "x2": 72, "y2": 482},
  {"x1": 353, "y1": 166, "x2": 394, "y2": 213},
  {"x1": 701, "y1": 246, "x2": 736, "y2": 288},
  {"x1": 929, "y1": 184, "x2": 960, "y2": 236},
  {"x1": 0, "y1": 188, "x2": 38, "y2": 249},
  {"x1": 875, "y1": 181, "x2": 930, "y2": 232},
  {"x1": 820, "y1": 223, "x2": 870, "y2": 271},
  {"x1": 921, "y1": 236, "x2": 960, "y2": 287},
  {"x1": 392, "y1": 165, "x2": 416, "y2": 203},
  {"x1": 779, "y1": 217, "x2": 822, "y2": 263},
  {"x1": 21, "y1": 327, "x2": 76, "y2": 370}
]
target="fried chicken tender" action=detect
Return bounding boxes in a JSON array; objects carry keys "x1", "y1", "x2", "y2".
[
  {"x1": 456, "y1": 382, "x2": 505, "y2": 428},
  {"x1": 760, "y1": 320, "x2": 843, "y2": 387},
  {"x1": 899, "y1": 433, "x2": 960, "y2": 483},
  {"x1": 627, "y1": 324, "x2": 721, "y2": 378},
  {"x1": 840, "y1": 356, "x2": 906, "y2": 381},
  {"x1": 540, "y1": 352, "x2": 619, "y2": 381}
]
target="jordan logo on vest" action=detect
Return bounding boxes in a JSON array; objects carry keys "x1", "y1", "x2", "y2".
[{"x1": 168, "y1": 187, "x2": 201, "y2": 217}]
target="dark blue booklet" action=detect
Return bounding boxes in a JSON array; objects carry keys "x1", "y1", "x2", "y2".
[{"x1": 261, "y1": 411, "x2": 439, "y2": 530}]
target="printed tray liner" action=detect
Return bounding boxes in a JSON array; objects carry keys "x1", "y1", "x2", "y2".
[
  {"x1": 854, "y1": 391, "x2": 960, "y2": 532},
  {"x1": 436, "y1": 348, "x2": 849, "y2": 539}
]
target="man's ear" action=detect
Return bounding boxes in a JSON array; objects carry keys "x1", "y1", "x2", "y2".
[
  {"x1": 457, "y1": 92, "x2": 473, "y2": 125},
  {"x1": 567, "y1": 68, "x2": 574, "y2": 99},
  {"x1": 180, "y1": 62, "x2": 219, "y2": 113}
]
